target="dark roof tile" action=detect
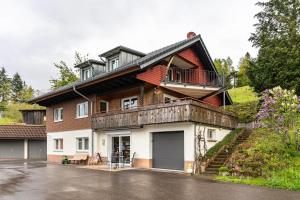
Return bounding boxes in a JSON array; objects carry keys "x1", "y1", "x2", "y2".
[{"x1": 0, "y1": 125, "x2": 46, "y2": 139}]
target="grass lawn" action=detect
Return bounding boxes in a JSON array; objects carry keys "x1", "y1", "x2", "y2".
[
  {"x1": 228, "y1": 86, "x2": 259, "y2": 103},
  {"x1": 215, "y1": 114, "x2": 300, "y2": 190},
  {"x1": 216, "y1": 165, "x2": 300, "y2": 190}
]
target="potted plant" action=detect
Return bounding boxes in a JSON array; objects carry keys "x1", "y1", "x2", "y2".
[{"x1": 62, "y1": 155, "x2": 69, "y2": 164}]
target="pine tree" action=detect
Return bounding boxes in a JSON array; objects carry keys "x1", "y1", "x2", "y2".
[
  {"x1": 11, "y1": 73, "x2": 24, "y2": 102},
  {"x1": 248, "y1": 0, "x2": 300, "y2": 94},
  {"x1": 0, "y1": 67, "x2": 11, "y2": 110}
]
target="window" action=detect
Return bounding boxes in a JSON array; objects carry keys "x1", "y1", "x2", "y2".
[
  {"x1": 207, "y1": 129, "x2": 216, "y2": 141},
  {"x1": 122, "y1": 96, "x2": 138, "y2": 110},
  {"x1": 76, "y1": 102, "x2": 89, "y2": 118},
  {"x1": 100, "y1": 101, "x2": 108, "y2": 113},
  {"x1": 110, "y1": 58, "x2": 119, "y2": 70},
  {"x1": 164, "y1": 94, "x2": 177, "y2": 104},
  {"x1": 54, "y1": 108, "x2": 63, "y2": 122},
  {"x1": 54, "y1": 139, "x2": 63, "y2": 150},
  {"x1": 77, "y1": 137, "x2": 89, "y2": 151},
  {"x1": 82, "y1": 67, "x2": 92, "y2": 80}
]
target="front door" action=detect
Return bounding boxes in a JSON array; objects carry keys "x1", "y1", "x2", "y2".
[{"x1": 111, "y1": 136, "x2": 130, "y2": 164}]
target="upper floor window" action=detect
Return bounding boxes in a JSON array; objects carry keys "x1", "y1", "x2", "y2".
[
  {"x1": 76, "y1": 102, "x2": 89, "y2": 118},
  {"x1": 100, "y1": 101, "x2": 108, "y2": 113},
  {"x1": 207, "y1": 129, "x2": 216, "y2": 141},
  {"x1": 122, "y1": 96, "x2": 138, "y2": 110},
  {"x1": 54, "y1": 108, "x2": 63, "y2": 122},
  {"x1": 54, "y1": 138, "x2": 63, "y2": 150},
  {"x1": 110, "y1": 57, "x2": 119, "y2": 71},
  {"x1": 76, "y1": 137, "x2": 89, "y2": 151},
  {"x1": 82, "y1": 67, "x2": 92, "y2": 81}
]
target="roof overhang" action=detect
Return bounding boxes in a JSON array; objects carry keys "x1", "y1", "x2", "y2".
[{"x1": 160, "y1": 82, "x2": 221, "y2": 98}]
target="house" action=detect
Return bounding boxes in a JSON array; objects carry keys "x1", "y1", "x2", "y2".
[
  {"x1": 0, "y1": 109, "x2": 46, "y2": 160},
  {"x1": 29, "y1": 32, "x2": 237, "y2": 172}
]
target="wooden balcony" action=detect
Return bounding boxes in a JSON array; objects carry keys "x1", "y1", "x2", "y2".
[
  {"x1": 92, "y1": 99, "x2": 237, "y2": 131},
  {"x1": 161, "y1": 68, "x2": 224, "y2": 98}
]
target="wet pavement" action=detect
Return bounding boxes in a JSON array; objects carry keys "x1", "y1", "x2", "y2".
[{"x1": 0, "y1": 160, "x2": 300, "y2": 200}]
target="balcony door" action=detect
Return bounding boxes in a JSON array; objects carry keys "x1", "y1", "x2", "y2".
[{"x1": 111, "y1": 135, "x2": 131, "y2": 164}]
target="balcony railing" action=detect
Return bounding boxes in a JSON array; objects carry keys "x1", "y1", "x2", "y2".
[
  {"x1": 165, "y1": 68, "x2": 223, "y2": 87},
  {"x1": 92, "y1": 98, "x2": 237, "y2": 130}
]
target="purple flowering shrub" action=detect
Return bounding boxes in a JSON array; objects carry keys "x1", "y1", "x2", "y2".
[{"x1": 257, "y1": 86, "x2": 299, "y2": 146}]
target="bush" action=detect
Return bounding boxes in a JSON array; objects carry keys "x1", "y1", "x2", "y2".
[{"x1": 226, "y1": 101, "x2": 259, "y2": 123}]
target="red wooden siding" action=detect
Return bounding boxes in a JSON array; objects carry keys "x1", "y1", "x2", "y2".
[
  {"x1": 203, "y1": 95, "x2": 222, "y2": 107},
  {"x1": 136, "y1": 64, "x2": 167, "y2": 85}
]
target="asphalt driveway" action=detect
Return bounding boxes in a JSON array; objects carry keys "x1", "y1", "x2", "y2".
[{"x1": 0, "y1": 160, "x2": 300, "y2": 200}]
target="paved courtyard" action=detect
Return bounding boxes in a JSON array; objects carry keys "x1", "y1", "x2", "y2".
[{"x1": 0, "y1": 160, "x2": 300, "y2": 200}]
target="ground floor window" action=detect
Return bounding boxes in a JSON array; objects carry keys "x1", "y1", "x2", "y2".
[
  {"x1": 207, "y1": 129, "x2": 216, "y2": 141},
  {"x1": 54, "y1": 139, "x2": 63, "y2": 150},
  {"x1": 77, "y1": 137, "x2": 89, "y2": 151}
]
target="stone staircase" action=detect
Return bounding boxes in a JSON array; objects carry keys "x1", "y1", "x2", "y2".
[{"x1": 204, "y1": 129, "x2": 252, "y2": 175}]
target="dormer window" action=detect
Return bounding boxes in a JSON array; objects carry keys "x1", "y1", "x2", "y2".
[
  {"x1": 82, "y1": 67, "x2": 92, "y2": 81},
  {"x1": 110, "y1": 57, "x2": 119, "y2": 71}
]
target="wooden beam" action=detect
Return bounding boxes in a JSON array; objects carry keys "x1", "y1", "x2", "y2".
[{"x1": 164, "y1": 56, "x2": 175, "y2": 82}]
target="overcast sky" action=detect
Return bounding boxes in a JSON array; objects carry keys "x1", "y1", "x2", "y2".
[{"x1": 0, "y1": 0, "x2": 259, "y2": 90}]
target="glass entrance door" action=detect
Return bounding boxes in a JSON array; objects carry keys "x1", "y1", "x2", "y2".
[{"x1": 111, "y1": 136, "x2": 130, "y2": 165}]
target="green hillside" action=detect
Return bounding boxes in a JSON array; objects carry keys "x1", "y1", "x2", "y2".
[{"x1": 228, "y1": 86, "x2": 259, "y2": 103}]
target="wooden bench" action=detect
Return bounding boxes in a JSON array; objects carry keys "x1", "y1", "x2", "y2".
[{"x1": 69, "y1": 154, "x2": 88, "y2": 164}]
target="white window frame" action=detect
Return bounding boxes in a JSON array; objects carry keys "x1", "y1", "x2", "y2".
[
  {"x1": 76, "y1": 101, "x2": 89, "y2": 118},
  {"x1": 100, "y1": 100, "x2": 109, "y2": 113},
  {"x1": 122, "y1": 96, "x2": 138, "y2": 110},
  {"x1": 76, "y1": 137, "x2": 89, "y2": 152},
  {"x1": 110, "y1": 57, "x2": 119, "y2": 71},
  {"x1": 82, "y1": 67, "x2": 93, "y2": 80},
  {"x1": 163, "y1": 94, "x2": 177, "y2": 103},
  {"x1": 54, "y1": 107, "x2": 63, "y2": 122},
  {"x1": 207, "y1": 129, "x2": 216, "y2": 141},
  {"x1": 54, "y1": 138, "x2": 63, "y2": 151}
]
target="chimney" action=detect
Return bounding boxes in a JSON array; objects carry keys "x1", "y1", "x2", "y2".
[{"x1": 187, "y1": 32, "x2": 196, "y2": 39}]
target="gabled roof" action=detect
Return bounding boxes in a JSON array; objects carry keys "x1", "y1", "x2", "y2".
[
  {"x1": 99, "y1": 45, "x2": 146, "y2": 58},
  {"x1": 0, "y1": 125, "x2": 46, "y2": 139},
  {"x1": 29, "y1": 34, "x2": 232, "y2": 105}
]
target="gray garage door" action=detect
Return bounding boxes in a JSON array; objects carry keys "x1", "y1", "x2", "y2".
[
  {"x1": 28, "y1": 140, "x2": 47, "y2": 159},
  {"x1": 152, "y1": 131, "x2": 184, "y2": 170},
  {"x1": 0, "y1": 140, "x2": 24, "y2": 159}
]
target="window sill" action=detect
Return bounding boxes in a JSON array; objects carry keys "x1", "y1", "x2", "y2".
[
  {"x1": 207, "y1": 139, "x2": 217, "y2": 142},
  {"x1": 75, "y1": 116, "x2": 88, "y2": 119},
  {"x1": 76, "y1": 150, "x2": 89, "y2": 153},
  {"x1": 54, "y1": 120, "x2": 63, "y2": 123},
  {"x1": 53, "y1": 150, "x2": 63, "y2": 152}
]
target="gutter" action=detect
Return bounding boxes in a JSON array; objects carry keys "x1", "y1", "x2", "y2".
[{"x1": 72, "y1": 85, "x2": 95, "y2": 156}]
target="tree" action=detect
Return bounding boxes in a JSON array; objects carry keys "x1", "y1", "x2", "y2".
[
  {"x1": 11, "y1": 73, "x2": 24, "y2": 102},
  {"x1": 237, "y1": 53, "x2": 251, "y2": 87},
  {"x1": 214, "y1": 57, "x2": 234, "y2": 88},
  {"x1": 0, "y1": 67, "x2": 11, "y2": 110},
  {"x1": 248, "y1": 0, "x2": 300, "y2": 95},
  {"x1": 50, "y1": 51, "x2": 88, "y2": 89}
]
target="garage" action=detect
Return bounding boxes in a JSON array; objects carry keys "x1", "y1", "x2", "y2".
[
  {"x1": 152, "y1": 131, "x2": 184, "y2": 170},
  {"x1": 28, "y1": 140, "x2": 47, "y2": 159},
  {"x1": 0, "y1": 139, "x2": 24, "y2": 159},
  {"x1": 0, "y1": 125, "x2": 46, "y2": 160}
]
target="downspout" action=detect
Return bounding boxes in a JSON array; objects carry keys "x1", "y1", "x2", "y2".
[
  {"x1": 193, "y1": 123, "x2": 196, "y2": 175},
  {"x1": 73, "y1": 85, "x2": 94, "y2": 156}
]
